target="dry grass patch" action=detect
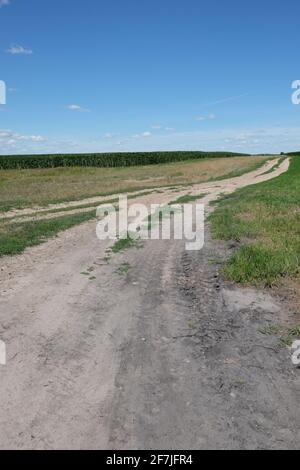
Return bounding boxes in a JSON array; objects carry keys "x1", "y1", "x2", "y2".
[{"x1": 0, "y1": 156, "x2": 269, "y2": 212}]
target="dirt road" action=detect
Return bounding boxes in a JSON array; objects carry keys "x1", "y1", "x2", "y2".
[{"x1": 0, "y1": 157, "x2": 299, "y2": 449}]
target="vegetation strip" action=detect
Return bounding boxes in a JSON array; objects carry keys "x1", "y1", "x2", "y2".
[
  {"x1": 168, "y1": 193, "x2": 207, "y2": 205},
  {"x1": 111, "y1": 234, "x2": 141, "y2": 253},
  {"x1": 0, "y1": 151, "x2": 249, "y2": 170},
  {"x1": 209, "y1": 156, "x2": 300, "y2": 285},
  {"x1": 0, "y1": 157, "x2": 270, "y2": 214},
  {"x1": 0, "y1": 210, "x2": 96, "y2": 257},
  {"x1": 259, "y1": 156, "x2": 287, "y2": 176}
]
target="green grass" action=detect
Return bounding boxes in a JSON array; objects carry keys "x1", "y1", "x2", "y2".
[
  {"x1": 0, "y1": 210, "x2": 96, "y2": 257},
  {"x1": 258, "y1": 324, "x2": 282, "y2": 336},
  {"x1": 280, "y1": 325, "x2": 300, "y2": 346},
  {"x1": 168, "y1": 193, "x2": 206, "y2": 205},
  {"x1": 111, "y1": 233, "x2": 140, "y2": 253},
  {"x1": 259, "y1": 323, "x2": 300, "y2": 346},
  {"x1": 209, "y1": 156, "x2": 300, "y2": 285},
  {"x1": 117, "y1": 262, "x2": 131, "y2": 274}
]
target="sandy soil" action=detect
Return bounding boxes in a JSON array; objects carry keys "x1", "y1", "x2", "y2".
[{"x1": 0, "y1": 156, "x2": 299, "y2": 450}]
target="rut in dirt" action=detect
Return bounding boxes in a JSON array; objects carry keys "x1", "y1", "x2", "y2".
[{"x1": 106, "y1": 225, "x2": 299, "y2": 450}]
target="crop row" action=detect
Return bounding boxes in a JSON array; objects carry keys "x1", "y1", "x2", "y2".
[{"x1": 0, "y1": 151, "x2": 248, "y2": 170}]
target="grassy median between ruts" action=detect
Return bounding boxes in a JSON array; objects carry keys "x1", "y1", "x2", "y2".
[
  {"x1": 210, "y1": 157, "x2": 300, "y2": 286},
  {"x1": 0, "y1": 211, "x2": 96, "y2": 257}
]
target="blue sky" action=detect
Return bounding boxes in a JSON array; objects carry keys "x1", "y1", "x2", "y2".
[{"x1": 0, "y1": 0, "x2": 300, "y2": 154}]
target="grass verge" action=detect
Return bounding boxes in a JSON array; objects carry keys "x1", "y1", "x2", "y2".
[{"x1": 209, "y1": 157, "x2": 300, "y2": 286}]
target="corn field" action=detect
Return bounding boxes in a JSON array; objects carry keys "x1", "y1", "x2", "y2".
[{"x1": 0, "y1": 151, "x2": 248, "y2": 170}]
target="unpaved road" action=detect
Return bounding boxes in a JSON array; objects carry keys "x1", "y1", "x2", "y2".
[{"x1": 0, "y1": 157, "x2": 299, "y2": 450}]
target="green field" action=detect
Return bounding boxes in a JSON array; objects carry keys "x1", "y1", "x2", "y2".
[{"x1": 0, "y1": 151, "x2": 249, "y2": 170}]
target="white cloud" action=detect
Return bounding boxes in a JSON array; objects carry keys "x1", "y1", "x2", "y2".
[
  {"x1": 116, "y1": 138, "x2": 130, "y2": 146},
  {"x1": 2, "y1": 125, "x2": 300, "y2": 156},
  {"x1": 95, "y1": 126, "x2": 300, "y2": 154},
  {"x1": 0, "y1": 129, "x2": 47, "y2": 146},
  {"x1": 0, "y1": 0, "x2": 10, "y2": 7},
  {"x1": 132, "y1": 131, "x2": 152, "y2": 139},
  {"x1": 30, "y1": 135, "x2": 46, "y2": 142},
  {"x1": 195, "y1": 113, "x2": 216, "y2": 121},
  {"x1": 6, "y1": 44, "x2": 33, "y2": 55},
  {"x1": 67, "y1": 104, "x2": 90, "y2": 112},
  {"x1": 151, "y1": 124, "x2": 175, "y2": 131},
  {"x1": 68, "y1": 104, "x2": 81, "y2": 111}
]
